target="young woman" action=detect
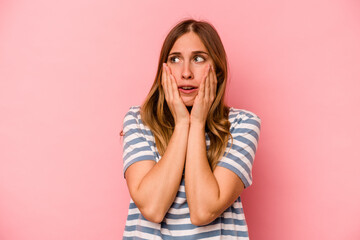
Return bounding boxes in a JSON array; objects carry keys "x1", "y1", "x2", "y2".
[{"x1": 121, "y1": 18, "x2": 261, "y2": 239}]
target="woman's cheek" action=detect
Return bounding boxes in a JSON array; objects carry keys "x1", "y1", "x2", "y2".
[
  {"x1": 169, "y1": 67, "x2": 181, "y2": 82},
  {"x1": 167, "y1": 65, "x2": 176, "y2": 75},
  {"x1": 194, "y1": 67, "x2": 206, "y2": 79}
]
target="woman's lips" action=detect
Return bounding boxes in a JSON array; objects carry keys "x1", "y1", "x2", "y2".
[{"x1": 178, "y1": 87, "x2": 198, "y2": 94}]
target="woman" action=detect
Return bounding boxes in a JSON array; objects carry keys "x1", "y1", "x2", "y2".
[{"x1": 121, "y1": 18, "x2": 261, "y2": 239}]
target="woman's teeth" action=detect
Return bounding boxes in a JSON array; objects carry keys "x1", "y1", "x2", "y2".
[{"x1": 181, "y1": 87, "x2": 195, "y2": 90}]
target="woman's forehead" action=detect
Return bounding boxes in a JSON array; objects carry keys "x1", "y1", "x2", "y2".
[{"x1": 170, "y1": 32, "x2": 208, "y2": 53}]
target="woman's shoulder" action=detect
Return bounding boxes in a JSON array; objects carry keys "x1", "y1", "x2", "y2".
[
  {"x1": 122, "y1": 105, "x2": 143, "y2": 128},
  {"x1": 127, "y1": 105, "x2": 141, "y2": 112},
  {"x1": 124, "y1": 105, "x2": 141, "y2": 117},
  {"x1": 228, "y1": 106, "x2": 261, "y2": 121},
  {"x1": 227, "y1": 106, "x2": 262, "y2": 132}
]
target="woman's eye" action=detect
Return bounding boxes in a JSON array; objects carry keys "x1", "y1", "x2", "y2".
[
  {"x1": 194, "y1": 56, "x2": 205, "y2": 62},
  {"x1": 169, "y1": 55, "x2": 205, "y2": 63},
  {"x1": 170, "y1": 56, "x2": 180, "y2": 63}
]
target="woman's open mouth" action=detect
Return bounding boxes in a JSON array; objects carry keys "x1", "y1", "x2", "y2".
[{"x1": 178, "y1": 86, "x2": 198, "y2": 94}]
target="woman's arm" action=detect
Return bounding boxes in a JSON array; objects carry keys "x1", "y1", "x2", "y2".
[
  {"x1": 185, "y1": 123, "x2": 245, "y2": 226},
  {"x1": 125, "y1": 122, "x2": 189, "y2": 223},
  {"x1": 185, "y1": 64, "x2": 247, "y2": 226},
  {"x1": 125, "y1": 63, "x2": 190, "y2": 223}
]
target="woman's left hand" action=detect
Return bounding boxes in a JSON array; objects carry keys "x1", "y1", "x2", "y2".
[{"x1": 190, "y1": 63, "x2": 217, "y2": 126}]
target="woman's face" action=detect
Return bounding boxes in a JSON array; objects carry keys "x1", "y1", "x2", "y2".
[{"x1": 166, "y1": 32, "x2": 215, "y2": 106}]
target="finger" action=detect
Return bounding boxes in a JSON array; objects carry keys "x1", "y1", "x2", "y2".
[
  {"x1": 211, "y1": 65, "x2": 217, "y2": 85},
  {"x1": 165, "y1": 65, "x2": 173, "y2": 101},
  {"x1": 169, "y1": 73, "x2": 180, "y2": 99},
  {"x1": 162, "y1": 63, "x2": 169, "y2": 101},
  {"x1": 198, "y1": 70, "x2": 206, "y2": 99},
  {"x1": 205, "y1": 64, "x2": 211, "y2": 101},
  {"x1": 210, "y1": 65, "x2": 217, "y2": 101}
]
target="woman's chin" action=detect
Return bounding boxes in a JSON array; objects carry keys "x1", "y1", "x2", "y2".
[
  {"x1": 181, "y1": 97, "x2": 194, "y2": 107},
  {"x1": 183, "y1": 100, "x2": 194, "y2": 107}
]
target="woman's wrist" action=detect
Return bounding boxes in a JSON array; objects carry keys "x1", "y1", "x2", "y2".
[
  {"x1": 189, "y1": 120, "x2": 206, "y2": 130},
  {"x1": 175, "y1": 120, "x2": 190, "y2": 129}
]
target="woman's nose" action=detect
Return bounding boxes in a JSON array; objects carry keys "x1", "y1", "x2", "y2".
[{"x1": 181, "y1": 62, "x2": 193, "y2": 80}]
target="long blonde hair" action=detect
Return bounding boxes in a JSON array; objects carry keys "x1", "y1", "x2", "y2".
[{"x1": 140, "y1": 19, "x2": 232, "y2": 171}]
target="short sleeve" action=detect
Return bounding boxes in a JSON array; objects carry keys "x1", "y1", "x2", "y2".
[
  {"x1": 122, "y1": 106, "x2": 156, "y2": 178},
  {"x1": 216, "y1": 110, "x2": 261, "y2": 188}
]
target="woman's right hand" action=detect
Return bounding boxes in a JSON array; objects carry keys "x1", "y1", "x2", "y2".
[{"x1": 162, "y1": 63, "x2": 190, "y2": 126}]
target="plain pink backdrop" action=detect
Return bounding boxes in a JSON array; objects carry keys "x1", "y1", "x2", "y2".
[{"x1": 1, "y1": 0, "x2": 359, "y2": 239}]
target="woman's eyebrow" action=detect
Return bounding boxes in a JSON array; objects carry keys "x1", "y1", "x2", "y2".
[{"x1": 168, "y1": 51, "x2": 209, "y2": 56}]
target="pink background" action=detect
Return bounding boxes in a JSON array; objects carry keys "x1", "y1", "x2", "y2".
[{"x1": 1, "y1": 0, "x2": 359, "y2": 239}]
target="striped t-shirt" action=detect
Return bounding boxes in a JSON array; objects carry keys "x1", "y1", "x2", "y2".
[{"x1": 122, "y1": 105, "x2": 261, "y2": 239}]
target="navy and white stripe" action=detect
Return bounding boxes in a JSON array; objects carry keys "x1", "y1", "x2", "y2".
[{"x1": 122, "y1": 105, "x2": 261, "y2": 239}]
